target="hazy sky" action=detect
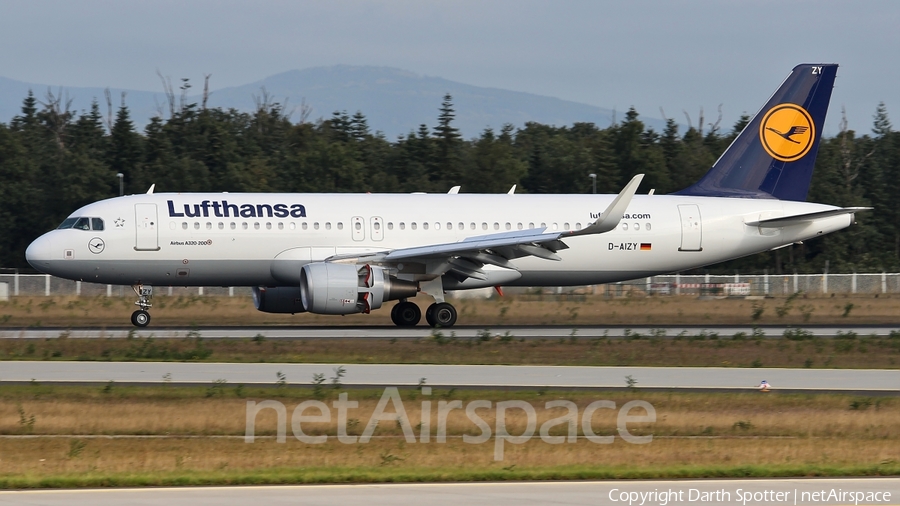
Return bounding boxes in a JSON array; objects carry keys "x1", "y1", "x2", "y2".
[{"x1": 1, "y1": 0, "x2": 897, "y2": 135}]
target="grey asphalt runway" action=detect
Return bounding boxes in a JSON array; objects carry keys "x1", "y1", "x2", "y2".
[
  {"x1": 3, "y1": 361, "x2": 898, "y2": 391},
  {"x1": 0, "y1": 478, "x2": 897, "y2": 505},
  {"x1": 1, "y1": 324, "x2": 898, "y2": 339}
]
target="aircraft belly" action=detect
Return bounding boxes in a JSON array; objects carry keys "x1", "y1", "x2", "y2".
[{"x1": 49, "y1": 259, "x2": 277, "y2": 286}]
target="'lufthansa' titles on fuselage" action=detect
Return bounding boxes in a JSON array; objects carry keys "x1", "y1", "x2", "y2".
[{"x1": 167, "y1": 200, "x2": 307, "y2": 219}]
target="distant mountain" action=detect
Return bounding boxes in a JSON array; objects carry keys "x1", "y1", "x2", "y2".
[{"x1": 0, "y1": 66, "x2": 668, "y2": 138}]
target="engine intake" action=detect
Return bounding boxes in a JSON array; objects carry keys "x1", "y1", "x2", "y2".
[{"x1": 299, "y1": 263, "x2": 417, "y2": 315}]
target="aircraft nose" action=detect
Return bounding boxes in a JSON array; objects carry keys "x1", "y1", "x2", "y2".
[{"x1": 25, "y1": 234, "x2": 53, "y2": 270}]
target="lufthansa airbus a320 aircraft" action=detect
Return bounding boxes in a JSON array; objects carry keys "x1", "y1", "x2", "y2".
[{"x1": 26, "y1": 64, "x2": 866, "y2": 328}]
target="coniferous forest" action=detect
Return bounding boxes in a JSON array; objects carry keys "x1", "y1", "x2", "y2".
[{"x1": 1, "y1": 87, "x2": 898, "y2": 274}]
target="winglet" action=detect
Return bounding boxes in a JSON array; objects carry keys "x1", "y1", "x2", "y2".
[{"x1": 565, "y1": 174, "x2": 644, "y2": 237}]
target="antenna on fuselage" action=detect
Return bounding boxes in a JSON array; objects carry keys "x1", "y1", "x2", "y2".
[
  {"x1": 507, "y1": 185, "x2": 516, "y2": 194},
  {"x1": 146, "y1": 184, "x2": 156, "y2": 195},
  {"x1": 448, "y1": 186, "x2": 460, "y2": 194}
]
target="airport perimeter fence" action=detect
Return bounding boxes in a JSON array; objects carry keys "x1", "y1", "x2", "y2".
[{"x1": 2, "y1": 270, "x2": 900, "y2": 300}]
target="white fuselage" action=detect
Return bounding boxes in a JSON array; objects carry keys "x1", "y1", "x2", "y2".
[{"x1": 25, "y1": 192, "x2": 851, "y2": 289}]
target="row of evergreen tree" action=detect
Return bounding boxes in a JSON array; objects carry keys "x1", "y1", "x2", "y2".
[{"x1": 1, "y1": 89, "x2": 898, "y2": 274}]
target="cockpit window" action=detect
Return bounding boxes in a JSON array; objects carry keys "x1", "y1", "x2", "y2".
[
  {"x1": 57, "y1": 217, "x2": 103, "y2": 231},
  {"x1": 57, "y1": 218, "x2": 78, "y2": 229}
]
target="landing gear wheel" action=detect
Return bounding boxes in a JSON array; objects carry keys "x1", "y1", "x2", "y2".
[
  {"x1": 131, "y1": 310, "x2": 151, "y2": 328},
  {"x1": 426, "y1": 302, "x2": 457, "y2": 328},
  {"x1": 130, "y1": 284, "x2": 153, "y2": 327},
  {"x1": 391, "y1": 301, "x2": 421, "y2": 326}
]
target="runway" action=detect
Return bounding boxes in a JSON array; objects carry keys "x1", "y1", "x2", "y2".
[
  {"x1": 1, "y1": 324, "x2": 899, "y2": 339},
  {"x1": 1, "y1": 478, "x2": 897, "y2": 505},
  {"x1": 3, "y1": 360, "x2": 898, "y2": 391}
]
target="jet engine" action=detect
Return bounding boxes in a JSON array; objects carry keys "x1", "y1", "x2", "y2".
[
  {"x1": 252, "y1": 286, "x2": 306, "y2": 314},
  {"x1": 299, "y1": 263, "x2": 418, "y2": 315}
]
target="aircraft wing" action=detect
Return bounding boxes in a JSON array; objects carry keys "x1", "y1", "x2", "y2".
[{"x1": 327, "y1": 175, "x2": 644, "y2": 278}]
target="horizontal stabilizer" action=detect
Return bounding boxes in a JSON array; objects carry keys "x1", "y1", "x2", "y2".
[{"x1": 746, "y1": 207, "x2": 871, "y2": 227}]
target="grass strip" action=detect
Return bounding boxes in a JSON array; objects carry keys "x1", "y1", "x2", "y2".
[
  {"x1": 3, "y1": 331, "x2": 900, "y2": 368},
  {"x1": 2, "y1": 463, "x2": 900, "y2": 489}
]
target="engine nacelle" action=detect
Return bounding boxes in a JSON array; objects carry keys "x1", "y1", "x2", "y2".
[
  {"x1": 252, "y1": 286, "x2": 306, "y2": 314},
  {"x1": 300, "y1": 263, "x2": 418, "y2": 315}
]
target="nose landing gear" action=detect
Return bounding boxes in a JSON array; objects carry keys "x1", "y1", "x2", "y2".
[{"x1": 131, "y1": 285, "x2": 153, "y2": 327}]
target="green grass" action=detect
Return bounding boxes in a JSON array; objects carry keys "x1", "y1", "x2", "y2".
[
  {"x1": 3, "y1": 463, "x2": 899, "y2": 489},
  {"x1": 2, "y1": 332, "x2": 900, "y2": 369}
]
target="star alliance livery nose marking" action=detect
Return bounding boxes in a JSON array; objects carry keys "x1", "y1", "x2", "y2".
[{"x1": 759, "y1": 104, "x2": 815, "y2": 162}]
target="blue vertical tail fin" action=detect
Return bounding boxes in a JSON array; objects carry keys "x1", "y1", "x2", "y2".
[{"x1": 674, "y1": 63, "x2": 838, "y2": 201}]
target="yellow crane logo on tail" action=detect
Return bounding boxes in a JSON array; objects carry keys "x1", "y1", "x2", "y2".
[{"x1": 759, "y1": 104, "x2": 815, "y2": 162}]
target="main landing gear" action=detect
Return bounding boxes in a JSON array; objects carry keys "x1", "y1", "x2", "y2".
[
  {"x1": 390, "y1": 300, "x2": 458, "y2": 328},
  {"x1": 425, "y1": 302, "x2": 457, "y2": 327},
  {"x1": 130, "y1": 285, "x2": 153, "y2": 327},
  {"x1": 389, "y1": 276, "x2": 458, "y2": 328},
  {"x1": 390, "y1": 300, "x2": 421, "y2": 326}
]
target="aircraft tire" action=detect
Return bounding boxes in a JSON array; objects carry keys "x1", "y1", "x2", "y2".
[
  {"x1": 392, "y1": 301, "x2": 421, "y2": 326},
  {"x1": 428, "y1": 302, "x2": 457, "y2": 328},
  {"x1": 425, "y1": 303, "x2": 436, "y2": 327},
  {"x1": 132, "y1": 310, "x2": 151, "y2": 328}
]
